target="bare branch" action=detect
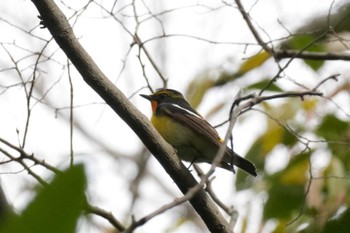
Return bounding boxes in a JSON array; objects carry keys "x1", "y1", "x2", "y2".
[
  {"x1": 0, "y1": 147, "x2": 48, "y2": 187},
  {"x1": 67, "y1": 59, "x2": 74, "y2": 166},
  {"x1": 87, "y1": 205, "x2": 126, "y2": 232},
  {"x1": 313, "y1": 74, "x2": 339, "y2": 91},
  {"x1": 194, "y1": 165, "x2": 234, "y2": 216},
  {"x1": 287, "y1": 157, "x2": 314, "y2": 226},
  {"x1": 229, "y1": 90, "x2": 323, "y2": 118},
  {"x1": 0, "y1": 137, "x2": 61, "y2": 174},
  {"x1": 0, "y1": 137, "x2": 128, "y2": 230},
  {"x1": 234, "y1": 0, "x2": 272, "y2": 53},
  {"x1": 133, "y1": 33, "x2": 168, "y2": 88},
  {"x1": 275, "y1": 50, "x2": 350, "y2": 61}
]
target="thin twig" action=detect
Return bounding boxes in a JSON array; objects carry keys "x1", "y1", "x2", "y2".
[
  {"x1": 287, "y1": 156, "x2": 313, "y2": 226},
  {"x1": 67, "y1": 59, "x2": 74, "y2": 166},
  {"x1": 0, "y1": 147, "x2": 48, "y2": 187},
  {"x1": 130, "y1": 0, "x2": 167, "y2": 87},
  {"x1": 275, "y1": 50, "x2": 350, "y2": 61},
  {"x1": 0, "y1": 137, "x2": 61, "y2": 174},
  {"x1": 313, "y1": 74, "x2": 339, "y2": 91},
  {"x1": 0, "y1": 137, "x2": 127, "y2": 231},
  {"x1": 233, "y1": 90, "x2": 323, "y2": 117},
  {"x1": 136, "y1": 45, "x2": 154, "y2": 93},
  {"x1": 234, "y1": 0, "x2": 272, "y2": 53},
  {"x1": 234, "y1": 0, "x2": 335, "y2": 96},
  {"x1": 194, "y1": 165, "x2": 234, "y2": 215},
  {"x1": 87, "y1": 205, "x2": 126, "y2": 232},
  {"x1": 134, "y1": 33, "x2": 168, "y2": 87}
]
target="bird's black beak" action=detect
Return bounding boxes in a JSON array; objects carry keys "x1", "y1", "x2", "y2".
[{"x1": 140, "y1": 94, "x2": 155, "y2": 101}]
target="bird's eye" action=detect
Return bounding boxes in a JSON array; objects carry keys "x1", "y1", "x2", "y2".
[{"x1": 158, "y1": 93, "x2": 167, "y2": 98}]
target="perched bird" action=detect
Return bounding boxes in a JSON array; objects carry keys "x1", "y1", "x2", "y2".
[{"x1": 140, "y1": 88, "x2": 257, "y2": 176}]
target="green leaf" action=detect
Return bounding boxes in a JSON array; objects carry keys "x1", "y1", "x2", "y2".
[
  {"x1": 245, "y1": 79, "x2": 283, "y2": 92},
  {"x1": 316, "y1": 115, "x2": 349, "y2": 141},
  {"x1": 237, "y1": 51, "x2": 271, "y2": 74},
  {"x1": 214, "y1": 52, "x2": 271, "y2": 86},
  {"x1": 1, "y1": 165, "x2": 86, "y2": 233},
  {"x1": 288, "y1": 35, "x2": 325, "y2": 70},
  {"x1": 316, "y1": 114, "x2": 350, "y2": 168},
  {"x1": 264, "y1": 181, "x2": 305, "y2": 220},
  {"x1": 263, "y1": 154, "x2": 309, "y2": 220}
]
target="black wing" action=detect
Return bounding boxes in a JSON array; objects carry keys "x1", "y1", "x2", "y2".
[
  {"x1": 160, "y1": 103, "x2": 222, "y2": 146},
  {"x1": 159, "y1": 103, "x2": 257, "y2": 176}
]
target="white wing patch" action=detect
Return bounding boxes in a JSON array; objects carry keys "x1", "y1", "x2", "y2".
[{"x1": 171, "y1": 104, "x2": 203, "y2": 119}]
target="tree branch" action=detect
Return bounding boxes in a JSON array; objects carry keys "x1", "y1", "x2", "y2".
[
  {"x1": 87, "y1": 205, "x2": 126, "y2": 232},
  {"x1": 234, "y1": 0, "x2": 272, "y2": 54},
  {"x1": 30, "y1": 0, "x2": 232, "y2": 232},
  {"x1": 275, "y1": 50, "x2": 350, "y2": 61},
  {"x1": 234, "y1": 0, "x2": 350, "y2": 63}
]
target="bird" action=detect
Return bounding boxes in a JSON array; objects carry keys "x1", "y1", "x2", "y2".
[{"x1": 140, "y1": 88, "x2": 257, "y2": 176}]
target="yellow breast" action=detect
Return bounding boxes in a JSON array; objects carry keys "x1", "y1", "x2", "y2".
[
  {"x1": 151, "y1": 115, "x2": 192, "y2": 146},
  {"x1": 151, "y1": 114, "x2": 225, "y2": 163}
]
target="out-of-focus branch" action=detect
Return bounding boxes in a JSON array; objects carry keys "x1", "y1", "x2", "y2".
[
  {"x1": 0, "y1": 137, "x2": 61, "y2": 174},
  {"x1": 234, "y1": 0, "x2": 272, "y2": 54},
  {"x1": 194, "y1": 165, "x2": 239, "y2": 229},
  {"x1": 133, "y1": 33, "x2": 168, "y2": 88},
  {"x1": 0, "y1": 146, "x2": 48, "y2": 187},
  {"x1": 67, "y1": 59, "x2": 74, "y2": 167},
  {"x1": 87, "y1": 205, "x2": 126, "y2": 232},
  {"x1": 30, "y1": 0, "x2": 232, "y2": 232},
  {"x1": 193, "y1": 165, "x2": 233, "y2": 215},
  {"x1": 230, "y1": 90, "x2": 323, "y2": 119},
  {"x1": 214, "y1": 88, "x2": 325, "y2": 129},
  {"x1": 234, "y1": 0, "x2": 350, "y2": 63},
  {"x1": 0, "y1": 137, "x2": 127, "y2": 231},
  {"x1": 275, "y1": 50, "x2": 350, "y2": 61}
]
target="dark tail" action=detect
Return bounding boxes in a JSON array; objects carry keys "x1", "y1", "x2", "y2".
[{"x1": 222, "y1": 150, "x2": 257, "y2": 176}]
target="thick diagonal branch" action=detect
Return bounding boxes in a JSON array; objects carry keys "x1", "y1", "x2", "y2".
[{"x1": 30, "y1": 0, "x2": 232, "y2": 232}]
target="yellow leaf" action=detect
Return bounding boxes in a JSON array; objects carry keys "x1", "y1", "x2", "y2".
[
  {"x1": 186, "y1": 74, "x2": 214, "y2": 108},
  {"x1": 280, "y1": 159, "x2": 309, "y2": 185},
  {"x1": 274, "y1": 219, "x2": 288, "y2": 233},
  {"x1": 237, "y1": 51, "x2": 271, "y2": 74},
  {"x1": 302, "y1": 99, "x2": 318, "y2": 112},
  {"x1": 262, "y1": 120, "x2": 283, "y2": 153}
]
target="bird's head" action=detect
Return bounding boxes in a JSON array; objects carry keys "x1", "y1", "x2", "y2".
[{"x1": 140, "y1": 89, "x2": 186, "y2": 112}]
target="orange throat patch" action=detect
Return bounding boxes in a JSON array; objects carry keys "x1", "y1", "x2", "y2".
[{"x1": 151, "y1": 100, "x2": 158, "y2": 113}]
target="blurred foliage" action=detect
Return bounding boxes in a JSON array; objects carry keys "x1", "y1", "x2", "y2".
[
  {"x1": 184, "y1": 2, "x2": 350, "y2": 233},
  {"x1": 297, "y1": 3, "x2": 350, "y2": 35},
  {"x1": 0, "y1": 165, "x2": 86, "y2": 233},
  {"x1": 245, "y1": 80, "x2": 283, "y2": 93},
  {"x1": 320, "y1": 207, "x2": 350, "y2": 233},
  {"x1": 186, "y1": 2, "x2": 350, "y2": 104},
  {"x1": 186, "y1": 51, "x2": 271, "y2": 107},
  {"x1": 263, "y1": 154, "x2": 309, "y2": 220},
  {"x1": 286, "y1": 35, "x2": 326, "y2": 70},
  {"x1": 316, "y1": 115, "x2": 350, "y2": 168}
]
